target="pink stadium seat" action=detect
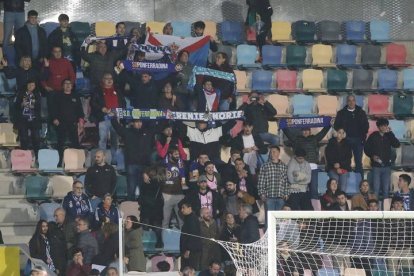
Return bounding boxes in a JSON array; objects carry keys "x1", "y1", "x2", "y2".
[
  {"x1": 367, "y1": 94, "x2": 391, "y2": 116},
  {"x1": 230, "y1": 120, "x2": 243, "y2": 138},
  {"x1": 386, "y1": 43, "x2": 409, "y2": 67},
  {"x1": 11, "y1": 149, "x2": 36, "y2": 172},
  {"x1": 63, "y1": 149, "x2": 86, "y2": 173},
  {"x1": 276, "y1": 69, "x2": 298, "y2": 91},
  {"x1": 151, "y1": 254, "x2": 174, "y2": 272}
]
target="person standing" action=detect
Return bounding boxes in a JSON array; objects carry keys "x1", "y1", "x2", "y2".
[
  {"x1": 364, "y1": 118, "x2": 400, "y2": 200},
  {"x1": 124, "y1": 216, "x2": 146, "y2": 272},
  {"x1": 111, "y1": 117, "x2": 153, "y2": 200},
  {"x1": 334, "y1": 95, "x2": 369, "y2": 178},
  {"x1": 199, "y1": 208, "x2": 221, "y2": 270},
  {"x1": 3, "y1": 0, "x2": 31, "y2": 63},
  {"x1": 258, "y1": 146, "x2": 289, "y2": 212},
  {"x1": 29, "y1": 220, "x2": 57, "y2": 273},
  {"x1": 245, "y1": 0, "x2": 273, "y2": 56},
  {"x1": 14, "y1": 10, "x2": 48, "y2": 65},
  {"x1": 50, "y1": 79, "x2": 84, "y2": 162},
  {"x1": 180, "y1": 200, "x2": 202, "y2": 271}
]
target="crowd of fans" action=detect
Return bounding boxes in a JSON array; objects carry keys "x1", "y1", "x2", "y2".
[{"x1": 1, "y1": 1, "x2": 412, "y2": 275}]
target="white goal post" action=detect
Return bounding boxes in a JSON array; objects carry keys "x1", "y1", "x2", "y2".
[{"x1": 268, "y1": 211, "x2": 414, "y2": 276}]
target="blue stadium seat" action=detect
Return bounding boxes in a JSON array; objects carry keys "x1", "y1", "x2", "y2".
[
  {"x1": 39, "y1": 202, "x2": 61, "y2": 222},
  {"x1": 369, "y1": 20, "x2": 390, "y2": 42},
  {"x1": 38, "y1": 149, "x2": 62, "y2": 173},
  {"x1": 317, "y1": 268, "x2": 340, "y2": 276},
  {"x1": 171, "y1": 21, "x2": 192, "y2": 37},
  {"x1": 262, "y1": 45, "x2": 283, "y2": 69},
  {"x1": 388, "y1": 120, "x2": 408, "y2": 142},
  {"x1": 352, "y1": 69, "x2": 373, "y2": 91},
  {"x1": 292, "y1": 94, "x2": 314, "y2": 116},
  {"x1": 361, "y1": 44, "x2": 382, "y2": 67},
  {"x1": 317, "y1": 171, "x2": 330, "y2": 195},
  {"x1": 346, "y1": 172, "x2": 362, "y2": 195},
  {"x1": 40, "y1": 22, "x2": 59, "y2": 37},
  {"x1": 115, "y1": 175, "x2": 127, "y2": 201},
  {"x1": 162, "y1": 228, "x2": 180, "y2": 252},
  {"x1": 236, "y1": 44, "x2": 260, "y2": 69},
  {"x1": 401, "y1": 144, "x2": 414, "y2": 167},
  {"x1": 344, "y1": 20, "x2": 366, "y2": 42},
  {"x1": 220, "y1": 21, "x2": 243, "y2": 45},
  {"x1": 403, "y1": 68, "x2": 414, "y2": 91},
  {"x1": 0, "y1": 72, "x2": 16, "y2": 96},
  {"x1": 0, "y1": 97, "x2": 10, "y2": 121},
  {"x1": 317, "y1": 20, "x2": 341, "y2": 42},
  {"x1": 143, "y1": 230, "x2": 157, "y2": 252},
  {"x1": 251, "y1": 70, "x2": 274, "y2": 92},
  {"x1": 336, "y1": 44, "x2": 357, "y2": 67},
  {"x1": 377, "y1": 69, "x2": 398, "y2": 91},
  {"x1": 24, "y1": 175, "x2": 50, "y2": 201}
]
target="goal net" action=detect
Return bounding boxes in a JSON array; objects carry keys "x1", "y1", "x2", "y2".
[{"x1": 219, "y1": 211, "x2": 414, "y2": 276}]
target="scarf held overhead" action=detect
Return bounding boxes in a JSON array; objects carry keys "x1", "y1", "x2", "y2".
[
  {"x1": 188, "y1": 66, "x2": 237, "y2": 91},
  {"x1": 279, "y1": 116, "x2": 333, "y2": 129}
]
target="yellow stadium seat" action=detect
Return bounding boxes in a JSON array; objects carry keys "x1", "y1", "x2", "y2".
[
  {"x1": 95, "y1": 21, "x2": 116, "y2": 37},
  {"x1": 302, "y1": 69, "x2": 325, "y2": 92},
  {"x1": 271, "y1": 21, "x2": 294, "y2": 42},
  {"x1": 63, "y1": 148, "x2": 86, "y2": 173},
  {"x1": 147, "y1": 21, "x2": 166, "y2": 34},
  {"x1": 317, "y1": 95, "x2": 338, "y2": 116},
  {"x1": 312, "y1": 44, "x2": 335, "y2": 67},
  {"x1": 48, "y1": 175, "x2": 73, "y2": 199},
  {"x1": 203, "y1": 21, "x2": 217, "y2": 40},
  {"x1": 0, "y1": 123, "x2": 18, "y2": 146},
  {"x1": 267, "y1": 94, "x2": 290, "y2": 117},
  {"x1": 0, "y1": 247, "x2": 20, "y2": 275},
  {"x1": 234, "y1": 70, "x2": 250, "y2": 92}
]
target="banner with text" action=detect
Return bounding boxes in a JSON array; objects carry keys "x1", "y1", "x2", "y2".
[
  {"x1": 115, "y1": 108, "x2": 244, "y2": 121},
  {"x1": 279, "y1": 116, "x2": 333, "y2": 129}
]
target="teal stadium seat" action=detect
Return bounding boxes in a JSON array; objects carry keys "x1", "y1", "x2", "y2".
[{"x1": 24, "y1": 175, "x2": 49, "y2": 201}]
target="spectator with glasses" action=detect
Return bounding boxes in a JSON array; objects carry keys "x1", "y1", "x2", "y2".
[{"x1": 62, "y1": 181, "x2": 93, "y2": 222}]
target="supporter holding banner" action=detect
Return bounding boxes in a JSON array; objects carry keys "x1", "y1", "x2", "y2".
[
  {"x1": 114, "y1": 108, "x2": 244, "y2": 121},
  {"x1": 279, "y1": 116, "x2": 333, "y2": 129}
]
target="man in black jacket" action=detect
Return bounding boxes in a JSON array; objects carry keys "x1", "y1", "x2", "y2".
[
  {"x1": 51, "y1": 79, "x2": 84, "y2": 162},
  {"x1": 364, "y1": 118, "x2": 400, "y2": 200},
  {"x1": 334, "y1": 95, "x2": 369, "y2": 178},
  {"x1": 47, "y1": 13, "x2": 80, "y2": 68},
  {"x1": 246, "y1": 0, "x2": 273, "y2": 56},
  {"x1": 239, "y1": 92, "x2": 279, "y2": 145},
  {"x1": 238, "y1": 203, "x2": 260, "y2": 243},
  {"x1": 2, "y1": 0, "x2": 31, "y2": 64},
  {"x1": 14, "y1": 10, "x2": 48, "y2": 65},
  {"x1": 111, "y1": 117, "x2": 153, "y2": 200},
  {"x1": 179, "y1": 200, "x2": 202, "y2": 271},
  {"x1": 85, "y1": 150, "x2": 117, "y2": 210}
]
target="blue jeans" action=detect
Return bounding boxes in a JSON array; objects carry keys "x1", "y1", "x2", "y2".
[
  {"x1": 328, "y1": 170, "x2": 349, "y2": 194},
  {"x1": 126, "y1": 164, "x2": 143, "y2": 200},
  {"x1": 259, "y1": 132, "x2": 280, "y2": 146},
  {"x1": 98, "y1": 120, "x2": 118, "y2": 159},
  {"x1": 372, "y1": 166, "x2": 391, "y2": 199},
  {"x1": 265, "y1": 197, "x2": 285, "y2": 227},
  {"x1": 90, "y1": 197, "x2": 102, "y2": 212},
  {"x1": 347, "y1": 137, "x2": 364, "y2": 178},
  {"x1": 3, "y1": 11, "x2": 25, "y2": 65}
]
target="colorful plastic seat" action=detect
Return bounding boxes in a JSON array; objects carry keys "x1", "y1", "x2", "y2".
[
  {"x1": 393, "y1": 94, "x2": 413, "y2": 117},
  {"x1": 292, "y1": 20, "x2": 316, "y2": 42},
  {"x1": 267, "y1": 94, "x2": 290, "y2": 117},
  {"x1": 317, "y1": 20, "x2": 341, "y2": 42},
  {"x1": 262, "y1": 45, "x2": 283, "y2": 69},
  {"x1": 317, "y1": 95, "x2": 338, "y2": 116},
  {"x1": 336, "y1": 44, "x2": 357, "y2": 67},
  {"x1": 234, "y1": 70, "x2": 249, "y2": 92},
  {"x1": 327, "y1": 69, "x2": 348, "y2": 92},
  {"x1": 361, "y1": 45, "x2": 382, "y2": 66},
  {"x1": 368, "y1": 94, "x2": 391, "y2": 116},
  {"x1": 276, "y1": 69, "x2": 298, "y2": 92},
  {"x1": 369, "y1": 20, "x2": 390, "y2": 42},
  {"x1": 388, "y1": 120, "x2": 408, "y2": 142},
  {"x1": 236, "y1": 44, "x2": 260, "y2": 69},
  {"x1": 171, "y1": 21, "x2": 192, "y2": 37},
  {"x1": 38, "y1": 149, "x2": 62, "y2": 173},
  {"x1": 403, "y1": 68, "x2": 414, "y2": 90},
  {"x1": 386, "y1": 43, "x2": 409, "y2": 67},
  {"x1": 344, "y1": 20, "x2": 366, "y2": 42},
  {"x1": 63, "y1": 148, "x2": 86, "y2": 173},
  {"x1": 302, "y1": 69, "x2": 324, "y2": 91},
  {"x1": 11, "y1": 149, "x2": 36, "y2": 172},
  {"x1": 251, "y1": 70, "x2": 274, "y2": 92},
  {"x1": 115, "y1": 175, "x2": 128, "y2": 201},
  {"x1": 70, "y1": 21, "x2": 91, "y2": 42},
  {"x1": 220, "y1": 21, "x2": 244, "y2": 45},
  {"x1": 352, "y1": 69, "x2": 373, "y2": 91},
  {"x1": 286, "y1": 45, "x2": 307, "y2": 67},
  {"x1": 24, "y1": 175, "x2": 49, "y2": 201},
  {"x1": 271, "y1": 21, "x2": 294, "y2": 42},
  {"x1": 292, "y1": 94, "x2": 314, "y2": 116},
  {"x1": 94, "y1": 21, "x2": 116, "y2": 36},
  {"x1": 377, "y1": 69, "x2": 398, "y2": 91},
  {"x1": 49, "y1": 175, "x2": 73, "y2": 199},
  {"x1": 311, "y1": 44, "x2": 334, "y2": 67}
]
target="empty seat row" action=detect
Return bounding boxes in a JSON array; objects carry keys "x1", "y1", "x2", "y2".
[
  {"x1": 236, "y1": 43, "x2": 409, "y2": 69},
  {"x1": 235, "y1": 68, "x2": 414, "y2": 92}
]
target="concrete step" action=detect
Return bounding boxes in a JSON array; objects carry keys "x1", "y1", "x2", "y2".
[{"x1": 0, "y1": 202, "x2": 39, "y2": 223}]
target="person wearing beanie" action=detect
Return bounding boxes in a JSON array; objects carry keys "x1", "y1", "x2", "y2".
[
  {"x1": 286, "y1": 148, "x2": 313, "y2": 210},
  {"x1": 364, "y1": 118, "x2": 400, "y2": 200}
]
